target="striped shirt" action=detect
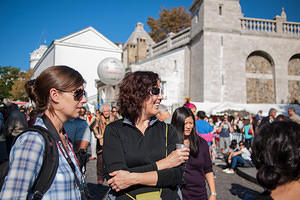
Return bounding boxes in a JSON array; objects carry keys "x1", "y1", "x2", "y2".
[{"x1": 0, "y1": 117, "x2": 83, "y2": 200}]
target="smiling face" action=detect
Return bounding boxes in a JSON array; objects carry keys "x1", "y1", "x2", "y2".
[
  {"x1": 143, "y1": 81, "x2": 163, "y2": 118},
  {"x1": 184, "y1": 116, "x2": 194, "y2": 137}
]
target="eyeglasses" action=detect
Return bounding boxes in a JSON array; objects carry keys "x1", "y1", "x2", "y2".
[
  {"x1": 57, "y1": 88, "x2": 86, "y2": 101},
  {"x1": 149, "y1": 87, "x2": 161, "y2": 96}
]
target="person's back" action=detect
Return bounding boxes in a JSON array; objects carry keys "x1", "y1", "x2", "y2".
[{"x1": 4, "y1": 105, "x2": 28, "y2": 154}]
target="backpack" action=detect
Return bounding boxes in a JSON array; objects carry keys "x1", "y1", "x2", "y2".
[{"x1": 0, "y1": 125, "x2": 59, "y2": 200}]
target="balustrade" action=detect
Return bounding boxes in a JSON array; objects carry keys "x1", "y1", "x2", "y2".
[{"x1": 241, "y1": 18, "x2": 276, "y2": 33}]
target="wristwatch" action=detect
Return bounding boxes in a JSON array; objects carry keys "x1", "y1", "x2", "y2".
[{"x1": 211, "y1": 192, "x2": 217, "y2": 196}]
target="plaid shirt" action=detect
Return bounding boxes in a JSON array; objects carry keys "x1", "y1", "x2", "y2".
[{"x1": 0, "y1": 118, "x2": 83, "y2": 200}]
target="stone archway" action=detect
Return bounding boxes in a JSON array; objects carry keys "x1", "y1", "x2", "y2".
[
  {"x1": 288, "y1": 54, "x2": 300, "y2": 103},
  {"x1": 246, "y1": 51, "x2": 275, "y2": 103}
]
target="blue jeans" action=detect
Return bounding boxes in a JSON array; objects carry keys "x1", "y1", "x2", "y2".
[{"x1": 231, "y1": 155, "x2": 244, "y2": 170}]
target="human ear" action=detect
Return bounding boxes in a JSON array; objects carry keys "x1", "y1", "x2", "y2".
[{"x1": 49, "y1": 88, "x2": 60, "y2": 103}]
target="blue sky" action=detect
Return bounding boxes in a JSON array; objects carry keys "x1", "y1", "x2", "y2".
[{"x1": 0, "y1": 0, "x2": 299, "y2": 71}]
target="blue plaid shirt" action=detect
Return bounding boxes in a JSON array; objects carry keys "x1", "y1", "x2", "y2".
[{"x1": 0, "y1": 118, "x2": 83, "y2": 200}]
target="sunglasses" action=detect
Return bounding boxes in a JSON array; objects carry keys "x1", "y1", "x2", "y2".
[
  {"x1": 149, "y1": 87, "x2": 161, "y2": 96},
  {"x1": 57, "y1": 88, "x2": 86, "y2": 101}
]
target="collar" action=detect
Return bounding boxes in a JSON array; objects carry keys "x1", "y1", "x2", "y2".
[{"x1": 123, "y1": 117, "x2": 158, "y2": 127}]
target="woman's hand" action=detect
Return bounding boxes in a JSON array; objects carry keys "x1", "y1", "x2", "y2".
[
  {"x1": 156, "y1": 148, "x2": 190, "y2": 170},
  {"x1": 108, "y1": 170, "x2": 133, "y2": 192}
]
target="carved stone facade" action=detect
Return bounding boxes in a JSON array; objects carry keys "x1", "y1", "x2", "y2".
[{"x1": 129, "y1": 0, "x2": 300, "y2": 107}]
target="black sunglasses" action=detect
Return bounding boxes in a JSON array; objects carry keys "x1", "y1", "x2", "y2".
[
  {"x1": 57, "y1": 88, "x2": 86, "y2": 101},
  {"x1": 149, "y1": 87, "x2": 161, "y2": 96}
]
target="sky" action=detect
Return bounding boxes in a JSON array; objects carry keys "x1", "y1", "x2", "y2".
[{"x1": 0, "y1": 0, "x2": 299, "y2": 71}]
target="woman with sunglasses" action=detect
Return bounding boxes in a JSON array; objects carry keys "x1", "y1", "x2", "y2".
[
  {"x1": 103, "y1": 71, "x2": 190, "y2": 200},
  {"x1": 171, "y1": 107, "x2": 216, "y2": 200},
  {"x1": 0, "y1": 66, "x2": 87, "y2": 199}
]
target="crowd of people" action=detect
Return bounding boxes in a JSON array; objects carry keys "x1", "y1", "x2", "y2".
[{"x1": 1, "y1": 67, "x2": 300, "y2": 200}]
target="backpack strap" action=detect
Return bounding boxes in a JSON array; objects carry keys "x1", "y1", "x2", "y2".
[{"x1": 27, "y1": 126, "x2": 59, "y2": 200}]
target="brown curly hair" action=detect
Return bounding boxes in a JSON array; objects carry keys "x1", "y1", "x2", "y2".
[{"x1": 117, "y1": 71, "x2": 160, "y2": 122}]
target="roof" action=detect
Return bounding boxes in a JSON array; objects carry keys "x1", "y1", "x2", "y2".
[{"x1": 124, "y1": 22, "x2": 155, "y2": 47}]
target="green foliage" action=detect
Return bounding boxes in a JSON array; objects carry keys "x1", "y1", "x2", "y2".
[
  {"x1": 0, "y1": 66, "x2": 20, "y2": 101},
  {"x1": 10, "y1": 69, "x2": 34, "y2": 101},
  {"x1": 146, "y1": 6, "x2": 191, "y2": 43}
]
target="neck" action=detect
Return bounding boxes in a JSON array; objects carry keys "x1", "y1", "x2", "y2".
[
  {"x1": 44, "y1": 110, "x2": 66, "y2": 134},
  {"x1": 271, "y1": 180, "x2": 300, "y2": 200},
  {"x1": 136, "y1": 114, "x2": 151, "y2": 134}
]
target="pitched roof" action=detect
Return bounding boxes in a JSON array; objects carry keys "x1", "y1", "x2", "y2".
[{"x1": 124, "y1": 22, "x2": 155, "y2": 47}]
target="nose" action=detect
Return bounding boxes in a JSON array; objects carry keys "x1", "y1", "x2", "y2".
[{"x1": 81, "y1": 94, "x2": 87, "y2": 104}]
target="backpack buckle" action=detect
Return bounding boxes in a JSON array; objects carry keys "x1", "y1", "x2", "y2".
[{"x1": 32, "y1": 190, "x2": 44, "y2": 200}]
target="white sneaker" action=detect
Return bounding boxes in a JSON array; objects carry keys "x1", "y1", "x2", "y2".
[
  {"x1": 225, "y1": 170, "x2": 234, "y2": 174},
  {"x1": 222, "y1": 168, "x2": 229, "y2": 172}
]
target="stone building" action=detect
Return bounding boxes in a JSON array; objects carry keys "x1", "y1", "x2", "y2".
[{"x1": 129, "y1": 0, "x2": 300, "y2": 109}]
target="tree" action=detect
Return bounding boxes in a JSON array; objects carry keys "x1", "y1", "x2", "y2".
[
  {"x1": 10, "y1": 69, "x2": 34, "y2": 101},
  {"x1": 0, "y1": 66, "x2": 20, "y2": 102},
  {"x1": 146, "y1": 6, "x2": 191, "y2": 43}
]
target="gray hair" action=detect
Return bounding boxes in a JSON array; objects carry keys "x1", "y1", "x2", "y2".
[{"x1": 158, "y1": 104, "x2": 168, "y2": 112}]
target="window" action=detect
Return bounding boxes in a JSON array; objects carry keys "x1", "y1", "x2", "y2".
[{"x1": 219, "y1": 5, "x2": 223, "y2": 16}]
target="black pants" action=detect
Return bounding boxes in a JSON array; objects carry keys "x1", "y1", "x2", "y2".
[{"x1": 5, "y1": 135, "x2": 15, "y2": 156}]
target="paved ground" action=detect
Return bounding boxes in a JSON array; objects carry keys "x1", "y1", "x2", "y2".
[{"x1": 84, "y1": 158, "x2": 264, "y2": 200}]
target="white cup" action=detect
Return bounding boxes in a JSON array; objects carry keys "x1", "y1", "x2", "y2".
[{"x1": 176, "y1": 144, "x2": 189, "y2": 149}]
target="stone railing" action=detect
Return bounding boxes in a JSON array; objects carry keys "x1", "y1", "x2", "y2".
[
  {"x1": 241, "y1": 17, "x2": 276, "y2": 33},
  {"x1": 148, "y1": 27, "x2": 191, "y2": 57},
  {"x1": 241, "y1": 17, "x2": 300, "y2": 37},
  {"x1": 283, "y1": 22, "x2": 300, "y2": 35}
]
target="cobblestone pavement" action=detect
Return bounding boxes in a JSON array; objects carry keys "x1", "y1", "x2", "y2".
[{"x1": 85, "y1": 158, "x2": 264, "y2": 200}]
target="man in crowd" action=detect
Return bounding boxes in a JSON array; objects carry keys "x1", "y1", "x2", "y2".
[
  {"x1": 4, "y1": 103, "x2": 28, "y2": 155},
  {"x1": 218, "y1": 114, "x2": 233, "y2": 154},
  {"x1": 222, "y1": 141, "x2": 253, "y2": 174},
  {"x1": 64, "y1": 108, "x2": 91, "y2": 173},
  {"x1": 156, "y1": 104, "x2": 172, "y2": 124},
  {"x1": 288, "y1": 107, "x2": 300, "y2": 124},
  {"x1": 260, "y1": 108, "x2": 277, "y2": 127}
]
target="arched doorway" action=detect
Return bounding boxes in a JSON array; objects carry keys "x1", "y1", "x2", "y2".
[
  {"x1": 246, "y1": 51, "x2": 275, "y2": 103},
  {"x1": 288, "y1": 54, "x2": 300, "y2": 104}
]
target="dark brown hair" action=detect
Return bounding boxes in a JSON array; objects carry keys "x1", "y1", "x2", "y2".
[
  {"x1": 117, "y1": 71, "x2": 159, "y2": 122},
  {"x1": 25, "y1": 65, "x2": 85, "y2": 114}
]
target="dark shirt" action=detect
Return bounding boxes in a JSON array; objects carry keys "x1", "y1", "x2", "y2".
[
  {"x1": 103, "y1": 118, "x2": 183, "y2": 200},
  {"x1": 182, "y1": 136, "x2": 213, "y2": 200},
  {"x1": 220, "y1": 122, "x2": 230, "y2": 137}
]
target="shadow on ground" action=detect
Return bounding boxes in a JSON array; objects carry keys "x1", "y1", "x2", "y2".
[{"x1": 230, "y1": 183, "x2": 261, "y2": 200}]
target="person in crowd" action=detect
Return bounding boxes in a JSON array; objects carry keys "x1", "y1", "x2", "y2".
[
  {"x1": 27, "y1": 109, "x2": 39, "y2": 127},
  {"x1": 86, "y1": 110, "x2": 97, "y2": 160},
  {"x1": 103, "y1": 71, "x2": 189, "y2": 200},
  {"x1": 156, "y1": 104, "x2": 172, "y2": 124},
  {"x1": 287, "y1": 107, "x2": 300, "y2": 124},
  {"x1": 260, "y1": 108, "x2": 277, "y2": 127},
  {"x1": 223, "y1": 139, "x2": 239, "y2": 166},
  {"x1": 231, "y1": 112, "x2": 243, "y2": 143},
  {"x1": 222, "y1": 141, "x2": 252, "y2": 174},
  {"x1": 252, "y1": 121, "x2": 300, "y2": 200},
  {"x1": 111, "y1": 106, "x2": 120, "y2": 120},
  {"x1": 3, "y1": 103, "x2": 28, "y2": 155},
  {"x1": 208, "y1": 117, "x2": 217, "y2": 161},
  {"x1": 79, "y1": 107, "x2": 87, "y2": 120},
  {"x1": 183, "y1": 99, "x2": 197, "y2": 118},
  {"x1": 218, "y1": 114, "x2": 233, "y2": 154},
  {"x1": 195, "y1": 111, "x2": 214, "y2": 143},
  {"x1": 172, "y1": 107, "x2": 216, "y2": 200},
  {"x1": 242, "y1": 119, "x2": 254, "y2": 149},
  {"x1": 0, "y1": 106, "x2": 7, "y2": 163},
  {"x1": 94, "y1": 104, "x2": 114, "y2": 185},
  {"x1": 64, "y1": 117, "x2": 91, "y2": 173},
  {"x1": 275, "y1": 114, "x2": 290, "y2": 122},
  {"x1": 0, "y1": 65, "x2": 86, "y2": 199}
]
